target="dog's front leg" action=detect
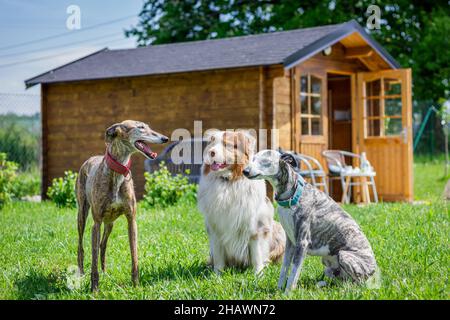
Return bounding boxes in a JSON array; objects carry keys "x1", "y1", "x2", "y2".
[
  {"x1": 284, "y1": 240, "x2": 308, "y2": 293},
  {"x1": 211, "y1": 236, "x2": 226, "y2": 274},
  {"x1": 91, "y1": 220, "x2": 101, "y2": 292},
  {"x1": 100, "y1": 222, "x2": 114, "y2": 272},
  {"x1": 127, "y1": 215, "x2": 139, "y2": 286},
  {"x1": 250, "y1": 235, "x2": 269, "y2": 275},
  {"x1": 205, "y1": 224, "x2": 214, "y2": 266},
  {"x1": 278, "y1": 237, "x2": 294, "y2": 290}
]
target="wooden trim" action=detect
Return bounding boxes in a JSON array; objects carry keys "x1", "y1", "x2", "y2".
[
  {"x1": 326, "y1": 69, "x2": 355, "y2": 76},
  {"x1": 292, "y1": 68, "x2": 301, "y2": 152},
  {"x1": 41, "y1": 84, "x2": 49, "y2": 199},
  {"x1": 259, "y1": 66, "x2": 266, "y2": 131},
  {"x1": 345, "y1": 46, "x2": 373, "y2": 59},
  {"x1": 365, "y1": 94, "x2": 402, "y2": 99},
  {"x1": 300, "y1": 114, "x2": 321, "y2": 119},
  {"x1": 351, "y1": 74, "x2": 359, "y2": 154},
  {"x1": 366, "y1": 116, "x2": 402, "y2": 120},
  {"x1": 300, "y1": 135, "x2": 326, "y2": 144},
  {"x1": 404, "y1": 68, "x2": 413, "y2": 201}
]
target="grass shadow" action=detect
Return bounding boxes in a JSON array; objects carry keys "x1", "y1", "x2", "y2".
[
  {"x1": 14, "y1": 269, "x2": 72, "y2": 300},
  {"x1": 140, "y1": 260, "x2": 214, "y2": 285}
]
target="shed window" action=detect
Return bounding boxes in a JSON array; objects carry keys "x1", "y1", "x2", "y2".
[
  {"x1": 364, "y1": 78, "x2": 403, "y2": 137},
  {"x1": 300, "y1": 74, "x2": 323, "y2": 135}
]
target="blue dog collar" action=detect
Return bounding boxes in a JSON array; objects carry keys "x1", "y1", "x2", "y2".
[{"x1": 276, "y1": 173, "x2": 305, "y2": 208}]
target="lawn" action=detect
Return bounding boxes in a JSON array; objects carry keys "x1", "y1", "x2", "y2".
[{"x1": 0, "y1": 159, "x2": 448, "y2": 300}]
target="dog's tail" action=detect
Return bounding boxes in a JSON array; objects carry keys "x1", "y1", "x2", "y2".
[{"x1": 269, "y1": 221, "x2": 286, "y2": 262}]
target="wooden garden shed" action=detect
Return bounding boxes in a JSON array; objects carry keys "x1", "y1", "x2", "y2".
[{"x1": 26, "y1": 20, "x2": 413, "y2": 201}]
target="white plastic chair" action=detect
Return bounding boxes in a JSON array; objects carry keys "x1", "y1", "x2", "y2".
[{"x1": 322, "y1": 150, "x2": 378, "y2": 204}]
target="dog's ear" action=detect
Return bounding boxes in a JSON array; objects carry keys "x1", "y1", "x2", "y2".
[
  {"x1": 281, "y1": 153, "x2": 299, "y2": 168},
  {"x1": 236, "y1": 129, "x2": 257, "y2": 155},
  {"x1": 105, "y1": 123, "x2": 125, "y2": 143}
]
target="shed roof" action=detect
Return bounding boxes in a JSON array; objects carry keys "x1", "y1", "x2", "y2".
[{"x1": 25, "y1": 20, "x2": 399, "y2": 88}]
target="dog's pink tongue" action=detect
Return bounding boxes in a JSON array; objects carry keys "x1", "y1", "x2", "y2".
[
  {"x1": 150, "y1": 152, "x2": 157, "y2": 159},
  {"x1": 211, "y1": 163, "x2": 221, "y2": 171}
]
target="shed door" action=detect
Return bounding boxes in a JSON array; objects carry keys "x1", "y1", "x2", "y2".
[{"x1": 356, "y1": 69, "x2": 413, "y2": 201}]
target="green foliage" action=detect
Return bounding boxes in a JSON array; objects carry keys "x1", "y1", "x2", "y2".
[
  {"x1": 12, "y1": 168, "x2": 41, "y2": 198},
  {"x1": 0, "y1": 153, "x2": 18, "y2": 208},
  {"x1": 0, "y1": 114, "x2": 40, "y2": 171},
  {"x1": 46, "y1": 171, "x2": 77, "y2": 208},
  {"x1": 411, "y1": 9, "x2": 450, "y2": 103},
  {"x1": 143, "y1": 161, "x2": 197, "y2": 208}
]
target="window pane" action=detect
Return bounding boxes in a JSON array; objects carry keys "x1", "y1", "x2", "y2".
[
  {"x1": 385, "y1": 118, "x2": 403, "y2": 135},
  {"x1": 367, "y1": 119, "x2": 381, "y2": 136},
  {"x1": 311, "y1": 96, "x2": 321, "y2": 115},
  {"x1": 384, "y1": 78, "x2": 401, "y2": 95},
  {"x1": 366, "y1": 98, "x2": 380, "y2": 117},
  {"x1": 300, "y1": 75, "x2": 308, "y2": 93},
  {"x1": 301, "y1": 95, "x2": 308, "y2": 113},
  {"x1": 311, "y1": 118, "x2": 322, "y2": 135},
  {"x1": 301, "y1": 118, "x2": 309, "y2": 135},
  {"x1": 311, "y1": 76, "x2": 322, "y2": 94},
  {"x1": 366, "y1": 79, "x2": 381, "y2": 97},
  {"x1": 385, "y1": 98, "x2": 402, "y2": 116}
]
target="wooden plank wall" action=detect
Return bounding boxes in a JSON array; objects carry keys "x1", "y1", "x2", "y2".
[
  {"x1": 43, "y1": 67, "x2": 263, "y2": 198},
  {"x1": 272, "y1": 74, "x2": 292, "y2": 150}
]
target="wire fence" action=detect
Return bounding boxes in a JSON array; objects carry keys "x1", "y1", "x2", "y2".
[
  {"x1": 0, "y1": 93, "x2": 41, "y2": 171},
  {"x1": 0, "y1": 92, "x2": 40, "y2": 116}
]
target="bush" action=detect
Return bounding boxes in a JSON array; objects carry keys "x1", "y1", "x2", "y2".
[
  {"x1": 0, "y1": 153, "x2": 18, "y2": 208},
  {"x1": 47, "y1": 171, "x2": 77, "y2": 208},
  {"x1": 12, "y1": 168, "x2": 40, "y2": 198},
  {"x1": 143, "y1": 162, "x2": 197, "y2": 208}
]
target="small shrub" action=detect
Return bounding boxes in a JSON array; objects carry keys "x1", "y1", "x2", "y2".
[
  {"x1": 0, "y1": 153, "x2": 18, "y2": 208},
  {"x1": 143, "y1": 162, "x2": 197, "y2": 208},
  {"x1": 12, "y1": 168, "x2": 40, "y2": 198},
  {"x1": 47, "y1": 171, "x2": 77, "y2": 208}
]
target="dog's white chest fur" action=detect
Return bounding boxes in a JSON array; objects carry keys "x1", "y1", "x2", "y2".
[
  {"x1": 278, "y1": 207, "x2": 296, "y2": 244},
  {"x1": 198, "y1": 173, "x2": 273, "y2": 264}
]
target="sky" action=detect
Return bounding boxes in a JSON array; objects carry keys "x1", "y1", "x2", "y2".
[{"x1": 0, "y1": 0, "x2": 144, "y2": 114}]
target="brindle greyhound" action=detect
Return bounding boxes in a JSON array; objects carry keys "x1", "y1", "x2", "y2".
[
  {"x1": 76, "y1": 120, "x2": 168, "y2": 291},
  {"x1": 243, "y1": 150, "x2": 377, "y2": 293}
]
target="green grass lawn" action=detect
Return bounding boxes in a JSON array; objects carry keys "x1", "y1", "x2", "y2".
[{"x1": 0, "y1": 159, "x2": 448, "y2": 300}]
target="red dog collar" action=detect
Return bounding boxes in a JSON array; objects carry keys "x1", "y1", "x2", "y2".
[{"x1": 105, "y1": 150, "x2": 132, "y2": 177}]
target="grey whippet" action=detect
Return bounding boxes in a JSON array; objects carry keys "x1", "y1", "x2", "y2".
[
  {"x1": 76, "y1": 120, "x2": 168, "y2": 291},
  {"x1": 243, "y1": 150, "x2": 377, "y2": 293}
]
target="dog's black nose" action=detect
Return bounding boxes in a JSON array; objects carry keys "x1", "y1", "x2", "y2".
[
  {"x1": 161, "y1": 136, "x2": 169, "y2": 143},
  {"x1": 243, "y1": 168, "x2": 250, "y2": 177}
]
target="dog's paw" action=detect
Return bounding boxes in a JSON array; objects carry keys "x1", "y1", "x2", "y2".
[
  {"x1": 284, "y1": 287, "x2": 294, "y2": 295},
  {"x1": 254, "y1": 266, "x2": 265, "y2": 277}
]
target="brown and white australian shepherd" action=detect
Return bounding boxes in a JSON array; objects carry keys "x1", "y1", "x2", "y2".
[{"x1": 198, "y1": 130, "x2": 285, "y2": 274}]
